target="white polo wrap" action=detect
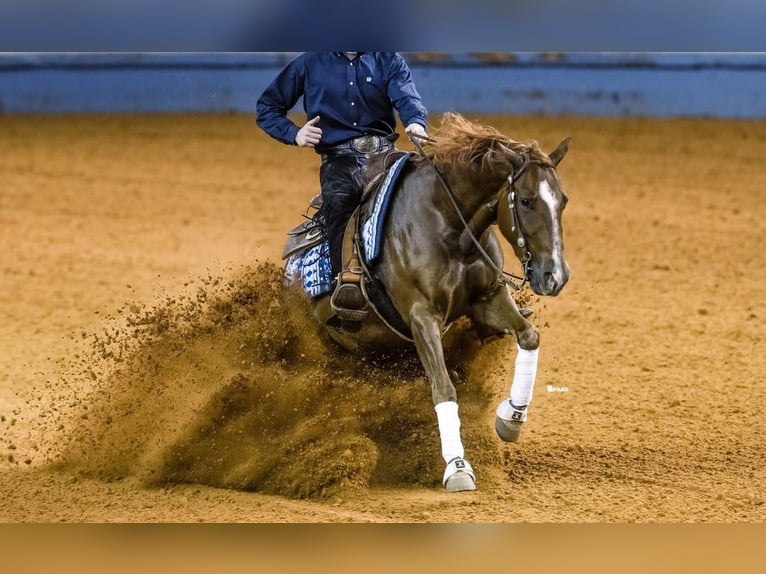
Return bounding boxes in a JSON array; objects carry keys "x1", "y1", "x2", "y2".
[
  {"x1": 510, "y1": 344, "x2": 539, "y2": 407},
  {"x1": 434, "y1": 401, "x2": 464, "y2": 464}
]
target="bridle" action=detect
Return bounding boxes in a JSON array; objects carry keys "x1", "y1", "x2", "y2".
[
  {"x1": 503, "y1": 153, "x2": 532, "y2": 254},
  {"x1": 409, "y1": 133, "x2": 532, "y2": 291}
]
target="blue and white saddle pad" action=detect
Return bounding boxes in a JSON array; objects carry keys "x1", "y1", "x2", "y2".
[
  {"x1": 285, "y1": 152, "x2": 412, "y2": 298},
  {"x1": 360, "y1": 152, "x2": 412, "y2": 262}
]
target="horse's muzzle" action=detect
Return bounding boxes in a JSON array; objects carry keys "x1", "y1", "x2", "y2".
[{"x1": 529, "y1": 262, "x2": 570, "y2": 296}]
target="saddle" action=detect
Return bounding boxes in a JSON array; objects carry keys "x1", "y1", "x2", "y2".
[
  {"x1": 330, "y1": 151, "x2": 412, "y2": 324},
  {"x1": 283, "y1": 150, "x2": 414, "y2": 336},
  {"x1": 282, "y1": 152, "x2": 405, "y2": 263},
  {"x1": 282, "y1": 194, "x2": 325, "y2": 260}
]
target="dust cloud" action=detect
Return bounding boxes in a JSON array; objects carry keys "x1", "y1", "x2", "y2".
[{"x1": 49, "y1": 262, "x2": 513, "y2": 498}]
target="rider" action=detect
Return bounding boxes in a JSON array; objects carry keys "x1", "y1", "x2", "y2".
[{"x1": 256, "y1": 52, "x2": 428, "y2": 315}]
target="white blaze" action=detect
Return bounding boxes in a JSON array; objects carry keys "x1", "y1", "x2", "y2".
[{"x1": 538, "y1": 179, "x2": 565, "y2": 284}]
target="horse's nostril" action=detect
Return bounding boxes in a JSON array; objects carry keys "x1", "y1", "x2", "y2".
[{"x1": 543, "y1": 272, "x2": 557, "y2": 292}]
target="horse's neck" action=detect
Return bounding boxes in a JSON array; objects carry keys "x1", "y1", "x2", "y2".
[{"x1": 440, "y1": 166, "x2": 504, "y2": 216}]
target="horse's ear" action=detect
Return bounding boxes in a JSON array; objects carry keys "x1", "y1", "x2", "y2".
[
  {"x1": 549, "y1": 137, "x2": 572, "y2": 166},
  {"x1": 487, "y1": 142, "x2": 523, "y2": 172}
]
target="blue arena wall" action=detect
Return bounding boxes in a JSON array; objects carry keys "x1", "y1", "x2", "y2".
[{"x1": 2, "y1": 53, "x2": 766, "y2": 118}]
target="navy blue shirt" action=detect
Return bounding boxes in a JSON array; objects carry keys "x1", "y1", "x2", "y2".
[{"x1": 256, "y1": 52, "x2": 428, "y2": 153}]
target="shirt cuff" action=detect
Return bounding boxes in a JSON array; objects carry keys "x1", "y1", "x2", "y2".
[{"x1": 286, "y1": 123, "x2": 300, "y2": 145}]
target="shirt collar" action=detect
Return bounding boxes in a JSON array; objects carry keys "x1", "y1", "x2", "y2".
[{"x1": 335, "y1": 51, "x2": 365, "y2": 60}]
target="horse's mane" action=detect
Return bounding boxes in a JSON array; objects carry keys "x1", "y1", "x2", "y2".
[{"x1": 414, "y1": 112, "x2": 552, "y2": 170}]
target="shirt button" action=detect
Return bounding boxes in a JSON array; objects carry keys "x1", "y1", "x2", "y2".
[
  {"x1": 351, "y1": 102, "x2": 355, "y2": 106},
  {"x1": 353, "y1": 122, "x2": 357, "y2": 126},
  {"x1": 349, "y1": 81, "x2": 354, "y2": 85}
]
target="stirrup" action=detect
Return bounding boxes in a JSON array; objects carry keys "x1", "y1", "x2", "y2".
[{"x1": 330, "y1": 281, "x2": 369, "y2": 322}]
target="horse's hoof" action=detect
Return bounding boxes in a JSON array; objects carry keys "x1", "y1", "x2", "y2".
[
  {"x1": 495, "y1": 400, "x2": 528, "y2": 442},
  {"x1": 443, "y1": 457, "x2": 476, "y2": 492},
  {"x1": 495, "y1": 416, "x2": 524, "y2": 443},
  {"x1": 445, "y1": 471, "x2": 477, "y2": 492}
]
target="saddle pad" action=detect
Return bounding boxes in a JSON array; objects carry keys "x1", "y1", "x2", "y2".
[
  {"x1": 285, "y1": 240, "x2": 332, "y2": 298},
  {"x1": 361, "y1": 152, "x2": 412, "y2": 263}
]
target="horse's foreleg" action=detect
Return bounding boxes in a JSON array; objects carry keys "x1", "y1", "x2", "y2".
[
  {"x1": 409, "y1": 302, "x2": 476, "y2": 492},
  {"x1": 495, "y1": 343, "x2": 539, "y2": 442},
  {"x1": 469, "y1": 285, "x2": 541, "y2": 442},
  {"x1": 469, "y1": 284, "x2": 539, "y2": 350}
]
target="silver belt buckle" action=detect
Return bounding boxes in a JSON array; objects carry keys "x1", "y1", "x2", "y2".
[{"x1": 352, "y1": 135, "x2": 380, "y2": 154}]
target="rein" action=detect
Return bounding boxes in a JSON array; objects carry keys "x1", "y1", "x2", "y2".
[{"x1": 409, "y1": 133, "x2": 531, "y2": 291}]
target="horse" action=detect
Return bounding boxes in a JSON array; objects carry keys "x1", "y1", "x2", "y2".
[{"x1": 284, "y1": 113, "x2": 571, "y2": 492}]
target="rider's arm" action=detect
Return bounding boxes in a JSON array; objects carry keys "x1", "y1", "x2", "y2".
[
  {"x1": 385, "y1": 53, "x2": 429, "y2": 133},
  {"x1": 256, "y1": 56, "x2": 307, "y2": 146}
]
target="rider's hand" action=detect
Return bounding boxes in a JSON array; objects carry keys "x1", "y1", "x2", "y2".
[
  {"x1": 295, "y1": 116, "x2": 322, "y2": 148},
  {"x1": 405, "y1": 122, "x2": 428, "y2": 139}
]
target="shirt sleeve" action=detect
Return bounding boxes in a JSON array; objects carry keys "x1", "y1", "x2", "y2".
[
  {"x1": 255, "y1": 57, "x2": 305, "y2": 145},
  {"x1": 386, "y1": 53, "x2": 429, "y2": 130}
]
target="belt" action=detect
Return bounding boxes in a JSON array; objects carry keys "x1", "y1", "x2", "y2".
[{"x1": 321, "y1": 134, "x2": 393, "y2": 162}]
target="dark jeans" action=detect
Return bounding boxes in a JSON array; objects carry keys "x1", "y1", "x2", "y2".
[{"x1": 319, "y1": 153, "x2": 367, "y2": 281}]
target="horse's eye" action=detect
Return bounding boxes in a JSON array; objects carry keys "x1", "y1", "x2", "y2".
[{"x1": 521, "y1": 198, "x2": 532, "y2": 208}]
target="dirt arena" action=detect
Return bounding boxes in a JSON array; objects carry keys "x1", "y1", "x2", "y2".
[{"x1": 1, "y1": 113, "x2": 764, "y2": 523}]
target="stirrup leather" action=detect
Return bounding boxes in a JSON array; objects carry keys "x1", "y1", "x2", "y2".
[{"x1": 330, "y1": 206, "x2": 370, "y2": 322}]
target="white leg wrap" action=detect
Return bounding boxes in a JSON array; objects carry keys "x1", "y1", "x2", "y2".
[
  {"x1": 434, "y1": 401, "x2": 464, "y2": 464},
  {"x1": 510, "y1": 344, "x2": 539, "y2": 407}
]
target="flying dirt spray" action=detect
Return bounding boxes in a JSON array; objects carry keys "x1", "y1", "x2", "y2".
[{"x1": 49, "y1": 262, "x2": 518, "y2": 498}]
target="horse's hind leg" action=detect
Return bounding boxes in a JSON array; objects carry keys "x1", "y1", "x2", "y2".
[
  {"x1": 469, "y1": 285, "x2": 540, "y2": 443},
  {"x1": 409, "y1": 302, "x2": 476, "y2": 492}
]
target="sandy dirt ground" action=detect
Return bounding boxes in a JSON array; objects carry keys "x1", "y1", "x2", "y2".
[{"x1": 1, "y1": 113, "x2": 764, "y2": 523}]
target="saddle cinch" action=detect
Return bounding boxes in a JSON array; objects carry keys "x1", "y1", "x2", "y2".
[{"x1": 282, "y1": 150, "x2": 414, "y2": 338}]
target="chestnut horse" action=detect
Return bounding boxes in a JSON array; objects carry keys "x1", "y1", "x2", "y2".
[{"x1": 286, "y1": 113, "x2": 571, "y2": 491}]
